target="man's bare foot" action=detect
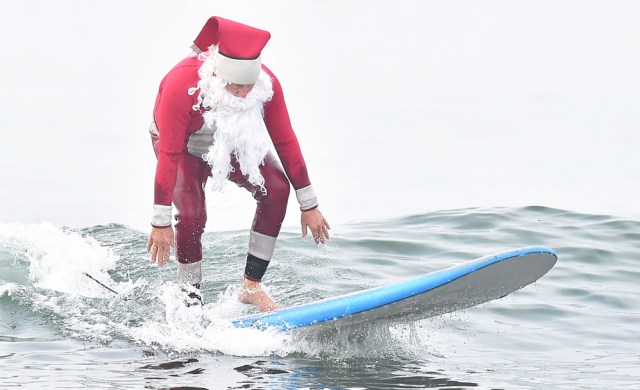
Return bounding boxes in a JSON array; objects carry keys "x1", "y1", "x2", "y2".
[{"x1": 238, "y1": 279, "x2": 280, "y2": 312}]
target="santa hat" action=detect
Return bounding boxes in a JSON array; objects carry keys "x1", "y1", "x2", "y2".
[{"x1": 193, "y1": 16, "x2": 271, "y2": 85}]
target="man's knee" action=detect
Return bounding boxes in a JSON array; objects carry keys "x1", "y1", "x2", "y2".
[
  {"x1": 175, "y1": 201, "x2": 207, "y2": 227},
  {"x1": 265, "y1": 175, "x2": 290, "y2": 204}
]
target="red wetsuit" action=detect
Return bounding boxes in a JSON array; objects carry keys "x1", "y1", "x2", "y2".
[{"x1": 150, "y1": 56, "x2": 315, "y2": 280}]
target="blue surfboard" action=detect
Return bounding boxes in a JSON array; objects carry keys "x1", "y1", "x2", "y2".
[{"x1": 231, "y1": 247, "x2": 557, "y2": 332}]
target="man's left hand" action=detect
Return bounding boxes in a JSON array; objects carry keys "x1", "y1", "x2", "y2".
[{"x1": 301, "y1": 208, "x2": 330, "y2": 244}]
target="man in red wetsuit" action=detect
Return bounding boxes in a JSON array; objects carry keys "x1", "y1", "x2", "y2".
[{"x1": 146, "y1": 16, "x2": 330, "y2": 311}]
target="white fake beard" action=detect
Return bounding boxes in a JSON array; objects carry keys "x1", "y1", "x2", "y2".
[{"x1": 188, "y1": 48, "x2": 274, "y2": 192}]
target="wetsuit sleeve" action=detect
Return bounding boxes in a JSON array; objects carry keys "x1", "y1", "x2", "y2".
[
  {"x1": 263, "y1": 70, "x2": 310, "y2": 189},
  {"x1": 153, "y1": 66, "x2": 197, "y2": 209},
  {"x1": 263, "y1": 69, "x2": 319, "y2": 210}
]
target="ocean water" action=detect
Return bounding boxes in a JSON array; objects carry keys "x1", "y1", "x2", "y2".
[{"x1": 1, "y1": 206, "x2": 638, "y2": 389}]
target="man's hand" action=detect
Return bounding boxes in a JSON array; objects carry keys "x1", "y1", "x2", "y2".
[
  {"x1": 147, "y1": 226, "x2": 175, "y2": 267},
  {"x1": 301, "y1": 208, "x2": 330, "y2": 244}
]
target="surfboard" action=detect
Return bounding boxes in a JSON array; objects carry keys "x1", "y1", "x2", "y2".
[{"x1": 231, "y1": 247, "x2": 557, "y2": 332}]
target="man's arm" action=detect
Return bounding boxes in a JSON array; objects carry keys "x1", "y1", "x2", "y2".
[
  {"x1": 148, "y1": 65, "x2": 199, "y2": 264},
  {"x1": 262, "y1": 66, "x2": 329, "y2": 242}
]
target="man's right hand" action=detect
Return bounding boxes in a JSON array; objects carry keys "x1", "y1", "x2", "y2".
[{"x1": 147, "y1": 226, "x2": 175, "y2": 267}]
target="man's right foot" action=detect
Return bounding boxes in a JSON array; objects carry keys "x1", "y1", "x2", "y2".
[{"x1": 182, "y1": 283, "x2": 203, "y2": 307}]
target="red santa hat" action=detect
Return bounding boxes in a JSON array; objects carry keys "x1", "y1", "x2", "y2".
[{"x1": 193, "y1": 16, "x2": 271, "y2": 85}]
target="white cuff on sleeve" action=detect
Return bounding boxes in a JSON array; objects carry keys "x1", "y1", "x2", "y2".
[
  {"x1": 295, "y1": 185, "x2": 319, "y2": 211},
  {"x1": 151, "y1": 204, "x2": 173, "y2": 227}
]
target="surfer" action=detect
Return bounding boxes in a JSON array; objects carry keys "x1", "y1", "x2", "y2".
[{"x1": 146, "y1": 16, "x2": 330, "y2": 311}]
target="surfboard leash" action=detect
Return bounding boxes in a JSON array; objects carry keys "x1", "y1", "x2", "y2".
[{"x1": 83, "y1": 272, "x2": 121, "y2": 296}]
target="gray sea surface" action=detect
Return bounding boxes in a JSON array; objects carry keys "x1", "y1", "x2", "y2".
[{"x1": 1, "y1": 206, "x2": 638, "y2": 389}]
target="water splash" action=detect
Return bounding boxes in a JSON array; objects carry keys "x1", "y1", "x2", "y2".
[{"x1": 0, "y1": 222, "x2": 121, "y2": 298}]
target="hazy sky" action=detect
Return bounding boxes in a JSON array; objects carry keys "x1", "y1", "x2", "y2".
[{"x1": 1, "y1": 0, "x2": 639, "y2": 231}]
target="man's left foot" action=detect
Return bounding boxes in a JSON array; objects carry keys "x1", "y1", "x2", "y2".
[{"x1": 238, "y1": 280, "x2": 280, "y2": 312}]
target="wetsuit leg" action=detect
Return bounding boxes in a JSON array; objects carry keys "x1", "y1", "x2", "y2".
[
  {"x1": 151, "y1": 133, "x2": 209, "y2": 266},
  {"x1": 227, "y1": 152, "x2": 290, "y2": 281},
  {"x1": 172, "y1": 153, "x2": 210, "y2": 265}
]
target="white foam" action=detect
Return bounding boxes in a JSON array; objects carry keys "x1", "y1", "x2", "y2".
[
  {"x1": 120, "y1": 282, "x2": 297, "y2": 356},
  {"x1": 0, "y1": 222, "x2": 120, "y2": 298}
]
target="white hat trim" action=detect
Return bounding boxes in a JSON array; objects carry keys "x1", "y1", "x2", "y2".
[{"x1": 212, "y1": 46, "x2": 262, "y2": 85}]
